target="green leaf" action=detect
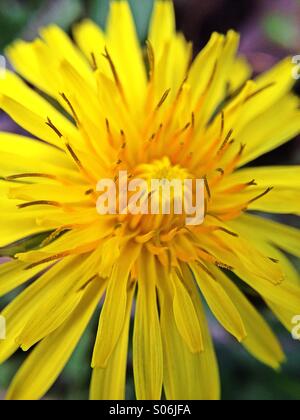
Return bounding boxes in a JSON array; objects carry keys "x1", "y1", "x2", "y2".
[
  {"x1": 128, "y1": 0, "x2": 154, "y2": 41},
  {"x1": 0, "y1": 232, "x2": 53, "y2": 258},
  {"x1": 88, "y1": 0, "x2": 109, "y2": 29},
  {"x1": 263, "y1": 13, "x2": 299, "y2": 48}
]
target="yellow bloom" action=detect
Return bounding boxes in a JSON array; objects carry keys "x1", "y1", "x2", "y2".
[{"x1": 0, "y1": 0, "x2": 300, "y2": 400}]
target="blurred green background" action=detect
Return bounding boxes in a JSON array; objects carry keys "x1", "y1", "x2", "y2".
[{"x1": 0, "y1": 0, "x2": 300, "y2": 401}]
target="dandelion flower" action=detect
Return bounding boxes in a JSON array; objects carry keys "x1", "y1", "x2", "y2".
[{"x1": 0, "y1": 0, "x2": 300, "y2": 400}]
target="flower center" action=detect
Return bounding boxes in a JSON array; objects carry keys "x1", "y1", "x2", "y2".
[
  {"x1": 113, "y1": 157, "x2": 204, "y2": 236},
  {"x1": 134, "y1": 156, "x2": 193, "y2": 182}
]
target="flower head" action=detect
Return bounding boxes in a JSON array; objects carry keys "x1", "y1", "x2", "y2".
[{"x1": 0, "y1": 0, "x2": 300, "y2": 400}]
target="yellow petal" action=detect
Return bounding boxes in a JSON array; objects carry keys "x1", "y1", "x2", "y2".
[
  {"x1": 73, "y1": 19, "x2": 106, "y2": 67},
  {"x1": 107, "y1": 1, "x2": 147, "y2": 108},
  {"x1": 207, "y1": 228, "x2": 285, "y2": 286},
  {"x1": 210, "y1": 265, "x2": 285, "y2": 369},
  {"x1": 238, "y1": 265, "x2": 300, "y2": 314},
  {"x1": 237, "y1": 94, "x2": 300, "y2": 166},
  {"x1": 15, "y1": 223, "x2": 113, "y2": 265},
  {"x1": 0, "y1": 132, "x2": 74, "y2": 172},
  {"x1": 191, "y1": 262, "x2": 247, "y2": 342},
  {"x1": 255, "y1": 58, "x2": 295, "y2": 106},
  {"x1": 98, "y1": 236, "x2": 121, "y2": 278},
  {"x1": 92, "y1": 243, "x2": 141, "y2": 367},
  {"x1": 0, "y1": 95, "x2": 63, "y2": 148},
  {"x1": 228, "y1": 56, "x2": 252, "y2": 93},
  {"x1": 149, "y1": 0, "x2": 176, "y2": 57},
  {"x1": 201, "y1": 31, "x2": 240, "y2": 125},
  {"x1": 0, "y1": 259, "x2": 48, "y2": 297},
  {"x1": 6, "y1": 277, "x2": 105, "y2": 400},
  {"x1": 158, "y1": 263, "x2": 220, "y2": 400},
  {"x1": 90, "y1": 283, "x2": 135, "y2": 400},
  {"x1": 230, "y1": 216, "x2": 300, "y2": 332},
  {"x1": 0, "y1": 71, "x2": 80, "y2": 144},
  {"x1": 133, "y1": 251, "x2": 163, "y2": 400},
  {"x1": 0, "y1": 204, "x2": 55, "y2": 248},
  {"x1": 233, "y1": 58, "x2": 296, "y2": 133},
  {"x1": 171, "y1": 269, "x2": 203, "y2": 353},
  {"x1": 199, "y1": 227, "x2": 300, "y2": 313},
  {"x1": 6, "y1": 39, "x2": 56, "y2": 99},
  {"x1": 18, "y1": 289, "x2": 84, "y2": 351},
  {"x1": 0, "y1": 253, "x2": 100, "y2": 363},
  {"x1": 188, "y1": 33, "x2": 223, "y2": 108},
  {"x1": 219, "y1": 166, "x2": 300, "y2": 190},
  {"x1": 216, "y1": 166, "x2": 300, "y2": 214},
  {"x1": 8, "y1": 183, "x2": 91, "y2": 205},
  {"x1": 230, "y1": 214, "x2": 300, "y2": 259},
  {"x1": 39, "y1": 25, "x2": 93, "y2": 84}
]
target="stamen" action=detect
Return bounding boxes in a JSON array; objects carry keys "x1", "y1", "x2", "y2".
[
  {"x1": 135, "y1": 231, "x2": 156, "y2": 244},
  {"x1": 185, "y1": 41, "x2": 194, "y2": 74},
  {"x1": 196, "y1": 260, "x2": 216, "y2": 279},
  {"x1": 244, "y1": 82, "x2": 276, "y2": 102},
  {"x1": 204, "y1": 176, "x2": 211, "y2": 199},
  {"x1": 105, "y1": 118, "x2": 111, "y2": 134},
  {"x1": 148, "y1": 132, "x2": 156, "y2": 142},
  {"x1": 25, "y1": 251, "x2": 71, "y2": 269},
  {"x1": 85, "y1": 189, "x2": 94, "y2": 196},
  {"x1": 247, "y1": 179, "x2": 257, "y2": 186},
  {"x1": 216, "y1": 168, "x2": 225, "y2": 175},
  {"x1": 207, "y1": 61, "x2": 218, "y2": 91},
  {"x1": 160, "y1": 228, "x2": 178, "y2": 242},
  {"x1": 91, "y1": 52, "x2": 98, "y2": 71},
  {"x1": 46, "y1": 117, "x2": 63, "y2": 138},
  {"x1": 220, "y1": 111, "x2": 225, "y2": 138},
  {"x1": 77, "y1": 275, "x2": 99, "y2": 292},
  {"x1": 215, "y1": 261, "x2": 234, "y2": 271},
  {"x1": 6, "y1": 173, "x2": 59, "y2": 182},
  {"x1": 105, "y1": 118, "x2": 115, "y2": 146},
  {"x1": 221, "y1": 179, "x2": 257, "y2": 194},
  {"x1": 18, "y1": 200, "x2": 62, "y2": 209},
  {"x1": 215, "y1": 227, "x2": 239, "y2": 237},
  {"x1": 175, "y1": 76, "x2": 188, "y2": 101},
  {"x1": 204, "y1": 198, "x2": 208, "y2": 216},
  {"x1": 120, "y1": 129, "x2": 127, "y2": 149},
  {"x1": 218, "y1": 128, "x2": 233, "y2": 152},
  {"x1": 238, "y1": 143, "x2": 246, "y2": 156},
  {"x1": 248, "y1": 187, "x2": 274, "y2": 205},
  {"x1": 60, "y1": 93, "x2": 79, "y2": 124},
  {"x1": 103, "y1": 47, "x2": 126, "y2": 103},
  {"x1": 194, "y1": 61, "x2": 218, "y2": 115},
  {"x1": 41, "y1": 226, "x2": 71, "y2": 247},
  {"x1": 172, "y1": 122, "x2": 192, "y2": 145},
  {"x1": 114, "y1": 223, "x2": 123, "y2": 230},
  {"x1": 66, "y1": 143, "x2": 83, "y2": 169},
  {"x1": 146, "y1": 40, "x2": 155, "y2": 79},
  {"x1": 25, "y1": 241, "x2": 99, "y2": 270},
  {"x1": 156, "y1": 88, "x2": 171, "y2": 110},
  {"x1": 191, "y1": 112, "x2": 195, "y2": 129},
  {"x1": 179, "y1": 122, "x2": 191, "y2": 135}
]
